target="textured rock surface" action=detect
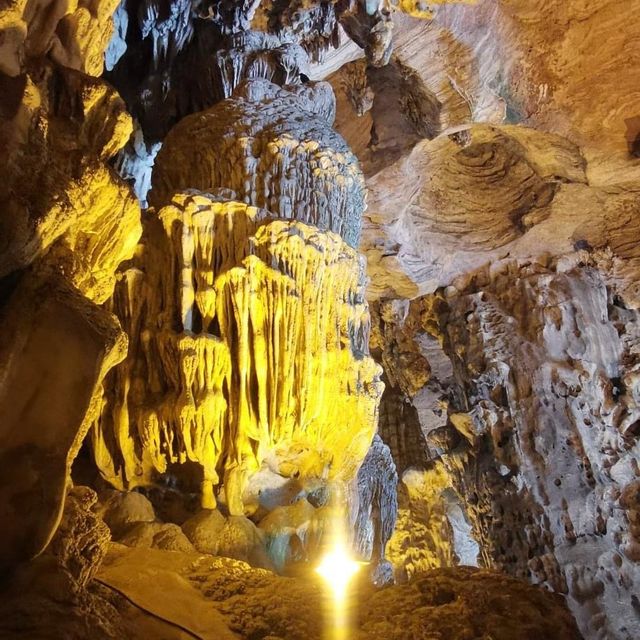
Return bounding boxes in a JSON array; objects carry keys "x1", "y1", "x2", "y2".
[
  {"x1": 0, "y1": 17, "x2": 140, "y2": 575},
  {"x1": 426, "y1": 1, "x2": 640, "y2": 187},
  {"x1": 181, "y1": 508, "x2": 226, "y2": 554},
  {"x1": 119, "y1": 522, "x2": 196, "y2": 553},
  {"x1": 258, "y1": 498, "x2": 319, "y2": 570},
  {"x1": 108, "y1": 21, "x2": 311, "y2": 142},
  {"x1": 88, "y1": 544, "x2": 582, "y2": 640},
  {"x1": 93, "y1": 193, "x2": 382, "y2": 514},
  {"x1": 329, "y1": 3, "x2": 640, "y2": 187},
  {"x1": 98, "y1": 490, "x2": 156, "y2": 539},
  {"x1": 425, "y1": 261, "x2": 640, "y2": 639},
  {"x1": 2, "y1": 1, "x2": 639, "y2": 637},
  {"x1": 362, "y1": 124, "x2": 639, "y2": 301},
  {"x1": 103, "y1": 0, "x2": 465, "y2": 145},
  {"x1": 48, "y1": 486, "x2": 111, "y2": 589},
  {"x1": 352, "y1": 434, "x2": 398, "y2": 577},
  {"x1": 0, "y1": 0, "x2": 120, "y2": 76},
  {"x1": 151, "y1": 79, "x2": 365, "y2": 247},
  {"x1": 343, "y1": 11, "x2": 640, "y2": 629},
  {"x1": 0, "y1": 489, "x2": 136, "y2": 640},
  {"x1": 0, "y1": 61, "x2": 140, "y2": 303},
  {"x1": 386, "y1": 466, "x2": 459, "y2": 581}
]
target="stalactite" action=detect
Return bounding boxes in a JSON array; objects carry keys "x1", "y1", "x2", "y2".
[{"x1": 94, "y1": 193, "x2": 383, "y2": 514}]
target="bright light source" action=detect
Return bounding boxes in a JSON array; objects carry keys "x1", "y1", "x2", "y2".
[{"x1": 316, "y1": 540, "x2": 361, "y2": 601}]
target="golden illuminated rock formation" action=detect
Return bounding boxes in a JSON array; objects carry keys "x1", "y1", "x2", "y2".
[
  {"x1": 396, "y1": 0, "x2": 476, "y2": 19},
  {"x1": 0, "y1": 0, "x2": 120, "y2": 76},
  {"x1": 0, "y1": 61, "x2": 140, "y2": 303},
  {"x1": 94, "y1": 193, "x2": 383, "y2": 515},
  {"x1": 0, "y1": 55, "x2": 141, "y2": 571}
]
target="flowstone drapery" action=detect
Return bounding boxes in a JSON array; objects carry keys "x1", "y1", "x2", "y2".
[{"x1": 94, "y1": 188, "x2": 382, "y2": 514}]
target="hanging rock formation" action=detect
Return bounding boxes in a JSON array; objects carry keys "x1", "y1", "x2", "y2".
[
  {"x1": 0, "y1": 0, "x2": 120, "y2": 76},
  {"x1": 0, "y1": 61, "x2": 140, "y2": 302},
  {"x1": 94, "y1": 192, "x2": 383, "y2": 515}
]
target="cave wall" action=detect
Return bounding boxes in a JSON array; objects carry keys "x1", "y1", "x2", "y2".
[
  {"x1": 0, "y1": 7, "x2": 141, "y2": 571},
  {"x1": 333, "y1": 2, "x2": 640, "y2": 637}
]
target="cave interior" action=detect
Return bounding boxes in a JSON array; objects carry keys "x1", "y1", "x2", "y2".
[{"x1": 1, "y1": 1, "x2": 639, "y2": 639}]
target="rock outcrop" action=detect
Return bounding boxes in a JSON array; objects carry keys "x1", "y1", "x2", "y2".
[
  {"x1": 353, "y1": 434, "x2": 398, "y2": 580},
  {"x1": 0, "y1": 13, "x2": 140, "y2": 575},
  {"x1": 0, "y1": 0, "x2": 120, "y2": 76},
  {"x1": 0, "y1": 269, "x2": 127, "y2": 572},
  {"x1": 0, "y1": 61, "x2": 140, "y2": 302},
  {"x1": 423, "y1": 261, "x2": 640, "y2": 639},
  {"x1": 331, "y1": 9, "x2": 640, "y2": 633},
  {"x1": 362, "y1": 124, "x2": 639, "y2": 302}
]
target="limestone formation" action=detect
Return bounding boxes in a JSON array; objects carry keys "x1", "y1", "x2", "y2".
[
  {"x1": 362, "y1": 124, "x2": 639, "y2": 301},
  {"x1": 0, "y1": 272, "x2": 127, "y2": 572},
  {"x1": 181, "y1": 508, "x2": 226, "y2": 554},
  {"x1": 0, "y1": 17, "x2": 140, "y2": 578},
  {"x1": 422, "y1": 0, "x2": 640, "y2": 187},
  {"x1": 93, "y1": 193, "x2": 382, "y2": 515},
  {"x1": 424, "y1": 262, "x2": 640, "y2": 639},
  {"x1": 0, "y1": 0, "x2": 120, "y2": 76},
  {"x1": 329, "y1": 3, "x2": 640, "y2": 186},
  {"x1": 2, "y1": 0, "x2": 640, "y2": 637},
  {"x1": 108, "y1": 21, "x2": 311, "y2": 142},
  {"x1": 98, "y1": 490, "x2": 156, "y2": 539},
  {"x1": 151, "y1": 79, "x2": 365, "y2": 248},
  {"x1": 48, "y1": 486, "x2": 111, "y2": 589},
  {"x1": 352, "y1": 434, "x2": 398, "y2": 573},
  {"x1": 119, "y1": 522, "x2": 196, "y2": 553},
  {"x1": 0, "y1": 60, "x2": 140, "y2": 303},
  {"x1": 335, "y1": 17, "x2": 639, "y2": 628}
]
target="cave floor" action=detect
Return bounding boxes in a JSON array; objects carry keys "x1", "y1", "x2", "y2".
[{"x1": 0, "y1": 542, "x2": 583, "y2": 640}]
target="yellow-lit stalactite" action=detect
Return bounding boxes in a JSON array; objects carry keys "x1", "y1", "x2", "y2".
[{"x1": 93, "y1": 193, "x2": 383, "y2": 513}]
